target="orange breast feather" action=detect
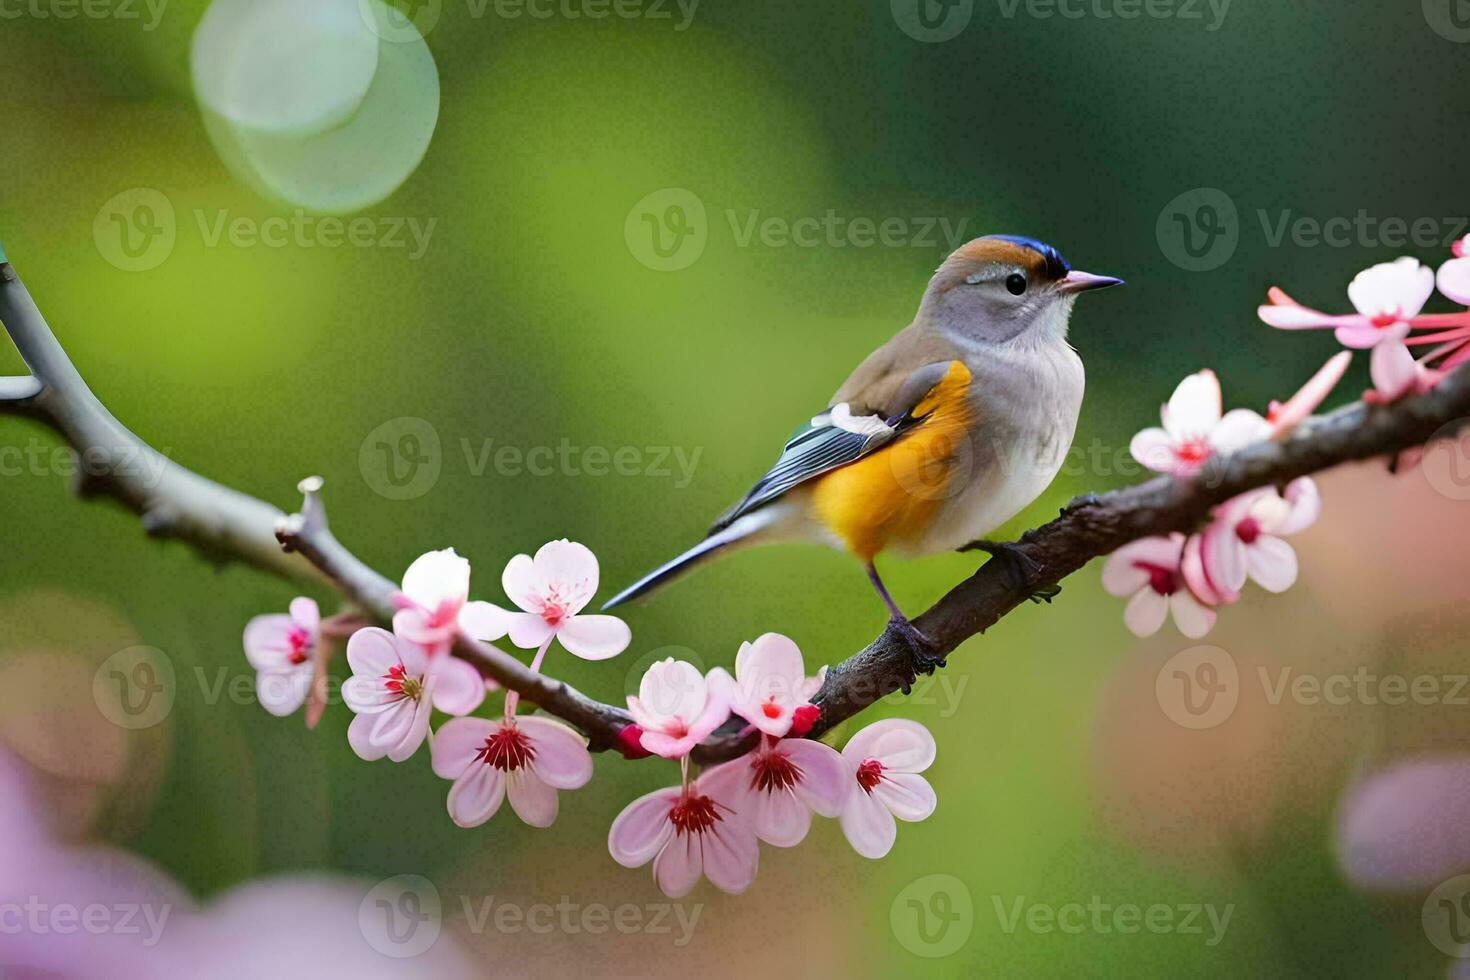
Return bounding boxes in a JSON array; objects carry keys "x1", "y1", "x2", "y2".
[{"x1": 810, "y1": 360, "x2": 973, "y2": 560}]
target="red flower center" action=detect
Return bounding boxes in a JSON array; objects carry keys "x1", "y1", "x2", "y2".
[
  {"x1": 1133, "y1": 561, "x2": 1178, "y2": 596},
  {"x1": 474, "y1": 725, "x2": 535, "y2": 771},
  {"x1": 856, "y1": 758, "x2": 885, "y2": 794},
  {"x1": 382, "y1": 664, "x2": 423, "y2": 701},
  {"x1": 1175, "y1": 439, "x2": 1211, "y2": 466},
  {"x1": 1371, "y1": 309, "x2": 1401, "y2": 329},
  {"x1": 286, "y1": 626, "x2": 311, "y2": 665},
  {"x1": 669, "y1": 793, "x2": 720, "y2": 836},
  {"x1": 1235, "y1": 516, "x2": 1262, "y2": 545},
  {"x1": 750, "y1": 748, "x2": 802, "y2": 793},
  {"x1": 760, "y1": 700, "x2": 783, "y2": 720}
]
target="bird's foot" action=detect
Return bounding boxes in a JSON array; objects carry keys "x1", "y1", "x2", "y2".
[
  {"x1": 959, "y1": 538, "x2": 1059, "y2": 604},
  {"x1": 886, "y1": 616, "x2": 946, "y2": 677}
]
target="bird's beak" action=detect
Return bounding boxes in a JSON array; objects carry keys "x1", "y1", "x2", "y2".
[{"x1": 1057, "y1": 270, "x2": 1124, "y2": 295}]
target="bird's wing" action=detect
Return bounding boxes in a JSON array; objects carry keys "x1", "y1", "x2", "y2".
[{"x1": 708, "y1": 359, "x2": 960, "y2": 534}]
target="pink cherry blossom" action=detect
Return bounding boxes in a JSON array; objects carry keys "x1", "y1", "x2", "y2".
[
  {"x1": 1259, "y1": 257, "x2": 1435, "y2": 349},
  {"x1": 482, "y1": 540, "x2": 631, "y2": 660},
  {"x1": 1129, "y1": 370, "x2": 1271, "y2": 476},
  {"x1": 242, "y1": 597, "x2": 320, "y2": 717},
  {"x1": 342, "y1": 627, "x2": 482, "y2": 762},
  {"x1": 1363, "y1": 338, "x2": 1435, "y2": 405},
  {"x1": 705, "y1": 633, "x2": 825, "y2": 738},
  {"x1": 1200, "y1": 478, "x2": 1320, "y2": 595},
  {"x1": 607, "y1": 764, "x2": 758, "y2": 898},
  {"x1": 703, "y1": 735, "x2": 849, "y2": 847},
  {"x1": 1101, "y1": 533, "x2": 1217, "y2": 638},
  {"x1": 431, "y1": 715, "x2": 593, "y2": 828},
  {"x1": 391, "y1": 547, "x2": 508, "y2": 653},
  {"x1": 626, "y1": 658, "x2": 730, "y2": 759},
  {"x1": 838, "y1": 718, "x2": 937, "y2": 859}
]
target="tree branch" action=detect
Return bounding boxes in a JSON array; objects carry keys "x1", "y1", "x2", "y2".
[{"x1": 4, "y1": 249, "x2": 1468, "y2": 764}]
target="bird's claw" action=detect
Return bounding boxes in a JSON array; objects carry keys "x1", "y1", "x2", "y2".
[{"x1": 886, "y1": 616, "x2": 946, "y2": 678}]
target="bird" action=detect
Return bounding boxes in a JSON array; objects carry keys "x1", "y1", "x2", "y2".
[{"x1": 602, "y1": 234, "x2": 1122, "y2": 654}]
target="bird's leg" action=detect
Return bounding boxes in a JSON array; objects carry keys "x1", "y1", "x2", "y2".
[
  {"x1": 958, "y1": 539, "x2": 1061, "y2": 604},
  {"x1": 865, "y1": 562, "x2": 946, "y2": 675}
]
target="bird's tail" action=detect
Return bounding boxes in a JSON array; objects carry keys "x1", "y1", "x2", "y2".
[{"x1": 600, "y1": 511, "x2": 776, "y2": 610}]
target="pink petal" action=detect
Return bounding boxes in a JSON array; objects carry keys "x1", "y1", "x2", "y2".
[
  {"x1": 400, "y1": 547, "x2": 470, "y2": 610},
  {"x1": 1257, "y1": 302, "x2": 1342, "y2": 329},
  {"x1": 1202, "y1": 516, "x2": 1248, "y2": 593},
  {"x1": 517, "y1": 715, "x2": 593, "y2": 789},
  {"x1": 1100, "y1": 551, "x2": 1150, "y2": 597},
  {"x1": 1348, "y1": 257, "x2": 1435, "y2": 321},
  {"x1": 699, "y1": 821, "x2": 759, "y2": 894},
  {"x1": 1246, "y1": 536, "x2": 1298, "y2": 593},
  {"x1": 428, "y1": 655, "x2": 486, "y2": 716},
  {"x1": 684, "y1": 685, "x2": 732, "y2": 745},
  {"x1": 1275, "y1": 477, "x2": 1321, "y2": 535},
  {"x1": 1105, "y1": 534, "x2": 1185, "y2": 584},
  {"x1": 1208, "y1": 409, "x2": 1272, "y2": 454},
  {"x1": 637, "y1": 659, "x2": 709, "y2": 727},
  {"x1": 506, "y1": 770, "x2": 559, "y2": 827},
  {"x1": 734, "y1": 633, "x2": 805, "y2": 684},
  {"x1": 1181, "y1": 532, "x2": 1237, "y2": 607},
  {"x1": 287, "y1": 597, "x2": 320, "y2": 634},
  {"x1": 1269, "y1": 352, "x2": 1351, "y2": 437},
  {"x1": 840, "y1": 717, "x2": 936, "y2": 773},
  {"x1": 505, "y1": 612, "x2": 556, "y2": 650},
  {"x1": 1437, "y1": 256, "x2": 1470, "y2": 306},
  {"x1": 839, "y1": 786, "x2": 897, "y2": 859},
  {"x1": 242, "y1": 614, "x2": 297, "y2": 670},
  {"x1": 785, "y1": 738, "x2": 851, "y2": 817},
  {"x1": 391, "y1": 606, "x2": 446, "y2": 648},
  {"x1": 1123, "y1": 589, "x2": 1169, "y2": 638},
  {"x1": 608, "y1": 788, "x2": 678, "y2": 868},
  {"x1": 639, "y1": 731, "x2": 696, "y2": 759},
  {"x1": 500, "y1": 553, "x2": 546, "y2": 613},
  {"x1": 345, "y1": 627, "x2": 402, "y2": 678},
  {"x1": 1370, "y1": 339, "x2": 1420, "y2": 401},
  {"x1": 347, "y1": 711, "x2": 389, "y2": 761},
  {"x1": 1129, "y1": 427, "x2": 1179, "y2": 473},
  {"x1": 368, "y1": 698, "x2": 428, "y2": 763},
  {"x1": 874, "y1": 771, "x2": 937, "y2": 822},
  {"x1": 533, "y1": 539, "x2": 599, "y2": 616},
  {"x1": 341, "y1": 674, "x2": 394, "y2": 713},
  {"x1": 1161, "y1": 370, "x2": 1222, "y2": 440},
  {"x1": 255, "y1": 666, "x2": 310, "y2": 717},
  {"x1": 750, "y1": 783, "x2": 812, "y2": 847},
  {"x1": 1334, "y1": 322, "x2": 1398, "y2": 349},
  {"x1": 556, "y1": 614, "x2": 631, "y2": 661},
  {"x1": 447, "y1": 763, "x2": 505, "y2": 828},
  {"x1": 431, "y1": 717, "x2": 496, "y2": 779},
  {"x1": 457, "y1": 601, "x2": 511, "y2": 642},
  {"x1": 1169, "y1": 589, "x2": 1217, "y2": 639},
  {"x1": 652, "y1": 832, "x2": 702, "y2": 899}
]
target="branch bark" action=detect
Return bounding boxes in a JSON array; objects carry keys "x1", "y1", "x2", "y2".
[{"x1": 4, "y1": 252, "x2": 1468, "y2": 764}]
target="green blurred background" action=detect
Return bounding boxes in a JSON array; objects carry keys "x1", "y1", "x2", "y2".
[{"x1": 3, "y1": 1, "x2": 1470, "y2": 975}]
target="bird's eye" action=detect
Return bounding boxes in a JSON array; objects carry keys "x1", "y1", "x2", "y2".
[{"x1": 1005, "y1": 273, "x2": 1028, "y2": 296}]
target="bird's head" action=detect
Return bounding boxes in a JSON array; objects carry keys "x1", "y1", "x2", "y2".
[{"x1": 919, "y1": 234, "x2": 1122, "y2": 345}]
